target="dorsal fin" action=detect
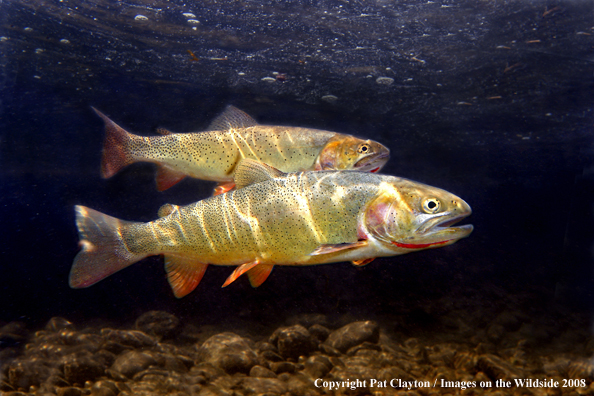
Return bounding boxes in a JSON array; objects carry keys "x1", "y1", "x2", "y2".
[
  {"x1": 233, "y1": 159, "x2": 285, "y2": 189},
  {"x1": 156, "y1": 127, "x2": 173, "y2": 135},
  {"x1": 207, "y1": 106, "x2": 258, "y2": 131},
  {"x1": 157, "y1": 203, "x2": 179, "y2": 218}
]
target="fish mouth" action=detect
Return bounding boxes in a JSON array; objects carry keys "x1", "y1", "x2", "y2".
[
  {"x1": 391, "y1": 212, "x2": 473, "y2": 249},
  {"x1": 354, "y1": 152, "x2": 390, "y2": 172}
]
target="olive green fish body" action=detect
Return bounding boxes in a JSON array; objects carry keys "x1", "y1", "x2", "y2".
[
  {"x1": 71, "y1": 160, "x2": 473, "y2": 298},
  {"x1": 125, "y1": 126, "x2": 336, "y2": 181},
  {"x1": 127, "y1": 171, "x2": 379, "y2": 266},
  {"x1": 96, "y1": 106, "x2": 389, "y2": 191}
]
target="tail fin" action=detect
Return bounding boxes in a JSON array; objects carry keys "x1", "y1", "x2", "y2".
[
  {"x1": 70, "y1": 205, "x2": 148, "y2": 288},
  {"x1": 92, "y1": 107, "x2": 137, "y2": 179}
]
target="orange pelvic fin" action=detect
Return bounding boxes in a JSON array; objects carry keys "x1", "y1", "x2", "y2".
[
  {"x1": 352, "y1": 258, "x2": 375, "y2": 266},
  {"x1": 70, "y1": 206, "x2": 148, "y2": 288},
  {"x1": 309, "y1": 240, "x2": 369, "y2": 256},
  {"x1": 222, "y1": 261, "x2": 260, "y2": 287},
  {"x1": 213, "y1": 182, "x2": 236, "y2": 196},
  {"x1": 164, "y1": 255, "x2": 209, "y2": 298},
  {"x1": 247, "y1": 264, "x2": 274, "y2": 287},
  {"x1": 156, "y1": 164, "x2": 186, "y2": 191},
  {"x1": 93, "y1": 107, "x2": 136, "y2": 179}
]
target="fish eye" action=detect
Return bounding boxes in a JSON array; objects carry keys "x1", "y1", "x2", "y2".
[
  {"x1": 422, "y1": 198, "x2": 441, "y2": 214},
  {"x1": 358, "y1": 144, "x2": 370, "y2": 154}
]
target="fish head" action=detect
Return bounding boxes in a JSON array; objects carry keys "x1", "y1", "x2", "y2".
[
  {"x1": 318, "y1": 135, "x2": 389, "y2": 173},
  {"x1": 363, "y1": 179, "x2": 473, "y2": 252}
]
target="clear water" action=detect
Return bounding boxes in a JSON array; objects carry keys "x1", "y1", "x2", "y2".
[{"x1": 1, "y1": 0, "x2": 593, "y2": 393}]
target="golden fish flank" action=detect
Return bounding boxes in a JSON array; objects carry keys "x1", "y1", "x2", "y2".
[
  {"x1": 70, "y1": 160, "x2": 473, "y2": 298},
  {"x1": 95, "y1": 105, "x2": 390, "y2": 192}
]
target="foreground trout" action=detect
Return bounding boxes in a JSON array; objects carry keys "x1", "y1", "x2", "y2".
[
  {"x1": 70, "y1": 160, "x2": 473, "y2": 298},
  {"x1": 96, "y1": 106, "x2": 389, "y2": 193}
]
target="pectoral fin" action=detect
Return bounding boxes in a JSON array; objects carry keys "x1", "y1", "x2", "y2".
[
  {"x1": 309, "y1": 240, "x2": 369, "y2": 256},
  {"x1": 156, "y1": 165, "x2": 186, "y2": 191},
  {"x1": 164, "y1": 255, "x2": 208, "y2": 298},
  {"x1": 222, "y1": 261, "x2": 260, "y2": 287},
  {"x1": 352, "y1": 258, "x2": 375, "y2": 266},
  {"x1": 234, "y1": 159, "x2": 285, "y2": 189},
  {"x1": 247, "y1": 264, "x2": 274, "y2": 287}
]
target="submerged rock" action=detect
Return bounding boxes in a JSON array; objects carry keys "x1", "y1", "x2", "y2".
[
  {"x1": 197, "y1": 332, "x2": 258, "y2": 374},
  {"x1": 324, "y1": 321, "x2": 380, "y2": 353},
  {"x1": 62, "y1": 354, "x2": 105, "y2": 384},
  {"x1": 270, "y1": 325, "x2": 316, "y2": 360},
  {"x1": 110, "y1": 350, "x2": 157, "y2": 378},
  {"x1": 134, "y1": 310, "x2": 180, "y2": 339}
]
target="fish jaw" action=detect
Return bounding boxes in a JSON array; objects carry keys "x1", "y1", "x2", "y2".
[
  {"x1": 363, "y1": 180, "x2": 473, "y2": 253},
  {"x1": 354, "y1": 150, "x2": 390, "y2": 173}
]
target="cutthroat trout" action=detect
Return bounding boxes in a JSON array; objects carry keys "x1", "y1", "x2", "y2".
[
  {"x1": 96, "y1": 106, "x2": 390, "y2": 193},
  {"x1": 70, "y1": 160, "x2": 473, "y2": 298}
]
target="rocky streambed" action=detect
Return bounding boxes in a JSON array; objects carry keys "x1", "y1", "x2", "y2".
[{"x1": 1, "y1": 310, "x2": 593, "y2": 396}]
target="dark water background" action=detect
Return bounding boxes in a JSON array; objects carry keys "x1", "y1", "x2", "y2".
[{"x1": 1, "y1": 0, "x2": 593, "y2": 347}]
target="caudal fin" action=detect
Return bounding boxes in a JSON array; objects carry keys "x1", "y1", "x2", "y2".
[
  {"x1": 92, "y1": 107, "x2": 137, "y2": 179},
  {"x1": 70, "y1": 205, "x2": 148, "y2": 288}
]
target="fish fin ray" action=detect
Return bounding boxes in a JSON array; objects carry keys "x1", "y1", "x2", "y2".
[
  {"x1": 164, "y1": 255, "x2": 208, "y2": 298},
  {"x1": 157, "y1": 203, "x2": 179, "y2": 218},
  {"x1": 93, "y1": 107, "x2": 136, "y2": 179},
  {"x1": 352, "y1": 258, "x2": 375, "y2": 266},
  {"x1": 247, "y1": 264, "x2": 274, "y2": 288},
  {"x1": 70, "y1": 205, "x2": 147, "y2": 288},
  {"x1": 222, "y1": 261, "x2": 260, "y2": 287},
  {"x1": 156, "y1": 165, "x2": 186, "y2": 191},
  {"x1": 207, "y1": 105, "x2": 258, "y2": 131},
  {"x1": 234, "y1": 159, "x2": 285, "y2": 189},
  {"x1": 213, "y1": 182, "x2": 236, "y2": 196},
  {"x1": 156, "y1": 127, "x2": 173, "y2": 135},
  {"x1": 310, "y1": 240, "x2": 369, "y2": 256}
]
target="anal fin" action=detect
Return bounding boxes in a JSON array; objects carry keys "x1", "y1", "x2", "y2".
[
  {"x1": 156, "y1": 165, "x2": 186, "y2": 191},
  {"x1": 247, "y1": 264, "x2": 274, "y2": 287},
  {"x1": 222, "y1": 261, "x2": 260, "y2": 287},
  {"x1": 310, "y1": 240, "x2": 368, "y2": 256},
  {"x1": 164, "y1": 255, "x2": 208, "y2": 298}
]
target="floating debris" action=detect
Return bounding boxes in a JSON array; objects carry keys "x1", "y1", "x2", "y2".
[
  {"x1": 187, "y1": 49, "x2": 199, "y2": 62},
  {"x1": 134, "y1": 15, "x2": 149, "y2": 21},
  {"x1": 376, "y1": 76, "x2": 394, "y2": 86},
  {"x1": 182, "y1": 12, "x2": 196, "y2": 18},
  {"x1": 59, "y1": 39, "x2": 70, "y2": 44},
  {"x1": 35, "y1": 48, "x2": 44, "y2": 54},
  {"x1": 261, "y1": 77, "x2": 276, "y2": 83},
  {"x1": 187, "y1": 19, "x2": 200, "y2": 24},
  {"x1": 0, "y1": 36, "x2": 8, "y2": 42}
]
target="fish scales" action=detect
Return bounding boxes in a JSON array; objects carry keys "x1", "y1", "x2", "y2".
[
  {"x1": 125, "y1": 171, "x2": 376, "y2": 265},
  {"x1": 70, "y1": 160, "x2": 473, "y2": 298},
  {"x1": 95, "y1": 105, "x2": 390, "y2": 192},
  {"x1": 133, "y1": 127, "x2": 334, "y2": 180}
]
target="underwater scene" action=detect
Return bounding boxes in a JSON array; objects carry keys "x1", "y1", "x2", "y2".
[{"x1": 1, "y1": 0, "x2": 594, "y2": 395}]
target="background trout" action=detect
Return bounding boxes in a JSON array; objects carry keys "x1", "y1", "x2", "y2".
[
  {"x1": 70, "y1": 160, "x2": 473, "y2": 298},
  {"x1": 96, "y1": 105, "x2": 390, "y2": 193}
]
